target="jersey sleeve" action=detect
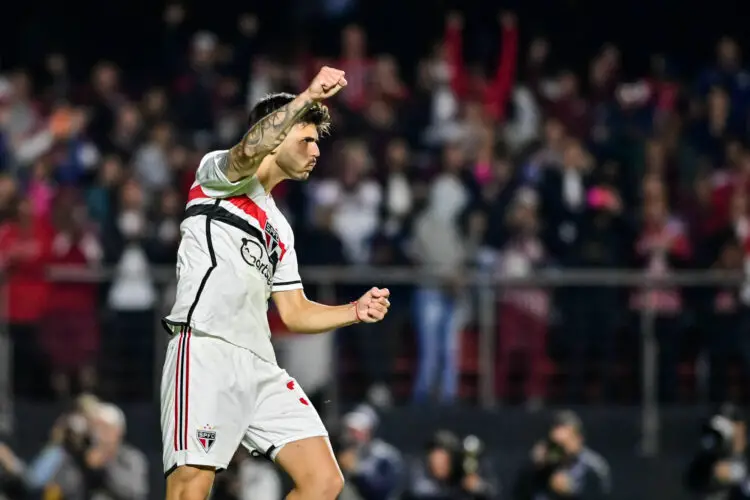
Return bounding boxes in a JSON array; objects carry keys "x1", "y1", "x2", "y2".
[
  {"x1": 272, "y1": 244, "x2": 303, "y2": 293},
  {"x1": 195, "y1": 150, "x2": 255, "y2": 198}
]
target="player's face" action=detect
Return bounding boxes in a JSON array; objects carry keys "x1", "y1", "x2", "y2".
[{"x1": 276, "y1": 123, "x2": 320, "y2": 181}]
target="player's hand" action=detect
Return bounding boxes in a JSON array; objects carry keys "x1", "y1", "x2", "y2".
[
  {"x1": 354, "y1": 287, "x2": 390, "y2": 323},
  {"x1": 305, "y1": 66, "x2": 347, "y2": 101}
]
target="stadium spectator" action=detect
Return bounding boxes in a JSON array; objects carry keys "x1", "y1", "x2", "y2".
[
  {"x1": 495, "y1": 188, "x2": 549, "y2": 408},
  {"x1": 42, "y1": 188, "x2": 102, "y2": 398},
  {"x1": 336, "y1": 404, "x2": 403, "y2": 500},
  {"x1": 3, "y1": 0, "x2": 750, "y2": 417},
  {"x1": 8, "y1": 3, "x2": 750, "y2": 497},
  {"x1": 0, "y1": 398, "x2": 148, "y2": 499},
  {"x1": 630, "y1": 177, "x2": 692, "y2": 402},
  {"x1": 410, "y1": 142, "x2": 470, "y2": 404},
  {"x1": 0, "y1": 195, "x2": 53, "y2": 398},
  {"x1": 103, "y1": 179, "x2": 157, "y2": 400}
]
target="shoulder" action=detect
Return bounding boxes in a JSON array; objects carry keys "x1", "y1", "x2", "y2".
[
  {"x1": 310, "y1": 179, "x2": 341, "y2": 206},
  {"x1": 199, "y1": 149, "x2": 230, "y2": 169},
  {"x1": 268, "y1": 204, "x2": 296, "y2": 246},
  {"x1": 359, "y1": 179, "x2": 383, "y2": 204},
  {"x1": 370, "y1": 439, "x2": 402, "y2": 461},
  {"x1": 407, "y1": 461, "x2": 439, "y2": 493},
  {"x1": 120, "y1": 443, "x2": 148, "y2": 466},
  {"x1": 580, "y1": 448, "x2": 610, "y2": 478}
]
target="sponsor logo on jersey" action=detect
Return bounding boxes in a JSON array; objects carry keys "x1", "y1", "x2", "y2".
[
  {"x1": 197, "y1": 426, "x2": 216, "y2": 453},
  {"x1": 240, "y1": 238, "x2": 273, "y2": 286}
]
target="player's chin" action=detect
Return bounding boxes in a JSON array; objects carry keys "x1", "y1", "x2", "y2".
[{"x1": 292, "y1": 170, "x2": 312, "y2": 181}]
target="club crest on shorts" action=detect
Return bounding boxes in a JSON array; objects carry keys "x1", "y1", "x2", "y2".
[{"x1": 197, "y1": 425, "x2": 216, "y2": 453}]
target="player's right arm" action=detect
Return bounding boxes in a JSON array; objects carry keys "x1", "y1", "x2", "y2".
[
  {"x1": 224, "y1": 66, "x2": 348, "y2": 183},
  {"x1": 224, "y1": 94, "x2": 314, "y2": 182}
]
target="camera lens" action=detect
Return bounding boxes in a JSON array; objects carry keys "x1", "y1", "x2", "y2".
[{"x1": 463, "y1": 435, "x2": 482, "y2": 455}]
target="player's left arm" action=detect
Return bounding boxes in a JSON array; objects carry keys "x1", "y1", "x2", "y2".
[
  {"x1": 272, "y1": 287, "x2": 390, "y2": 334},
  {"x1": 270, "y1": 231, "x2": 389, "y2": 333}
]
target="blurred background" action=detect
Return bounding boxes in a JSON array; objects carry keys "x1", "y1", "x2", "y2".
[{"x1": 3, "y1": 0, "x2": 750, "y2": 498}]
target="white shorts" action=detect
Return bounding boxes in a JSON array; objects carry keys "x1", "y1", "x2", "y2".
[{"x1": 160, "y1": 326, "x2": 328, "y2": 475}]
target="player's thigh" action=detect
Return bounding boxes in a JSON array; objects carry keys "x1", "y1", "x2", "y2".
[
  {"x1": 161, "y1": 328, "x2": 249, "y2": 475},
  {"x1": 165, "y1": 464, "x2": 215, "y2": 500},
  {"x1": 275, "y1": 436, "x2": 343, "y2": 491}
]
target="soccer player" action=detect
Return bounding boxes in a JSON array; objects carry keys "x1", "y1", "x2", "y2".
[{"x1": 160, "y1": 66, "x2": 391, "y2": 500}]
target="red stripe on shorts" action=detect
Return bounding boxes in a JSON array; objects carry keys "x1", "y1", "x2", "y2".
[
  {"x1": 183, "y1": 328, "x2": 192, "y2": 450},
  {"x1": 173, "y1": 327, "x2": 184, "y2": 451}
]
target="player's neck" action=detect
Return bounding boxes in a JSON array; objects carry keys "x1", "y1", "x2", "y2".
[{"x1": 255, "y1": 158, "x2": 286, "y2": 194}]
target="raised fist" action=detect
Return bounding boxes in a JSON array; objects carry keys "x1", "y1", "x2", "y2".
[
  {"x1": 353, "y1": 287, "x2": 391, "y2": 323},
  {"x1": 305, "y1": 66, "x2": 347, "y2": 101}
]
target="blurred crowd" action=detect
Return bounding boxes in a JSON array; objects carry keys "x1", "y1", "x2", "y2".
[
  {"x1": 0, "y1": 396, "x2": 609, "y2": 500},
  {"x1": 2, "y1": 5, "x2": 750, "y2": 411}
]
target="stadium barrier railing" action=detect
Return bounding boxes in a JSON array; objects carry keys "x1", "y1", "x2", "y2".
[{"x1": 1, "y1": 266, "x2": 745, "y2": 456}]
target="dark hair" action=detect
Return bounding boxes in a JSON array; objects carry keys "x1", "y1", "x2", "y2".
[
  {"x1": 247, "y1": 92, "x2": 332, "y2": 136},
  {"x1": 551, "y1": 410, "x2": 583, "y2": 434},
  {"x1": 717, "y1": 402, "x2": 745, "y2": 423},
  {"x1": 426, "y1": 429, "x2": 460, "y2": 452}
]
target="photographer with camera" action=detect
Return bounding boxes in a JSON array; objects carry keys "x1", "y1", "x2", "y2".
[
  {"x1": 512, "y1": 410, "x2": 611, "y2": 499},
  {"x1": 0, "y1": 442, "x2": 25, "y2": 500},
  {"x1": 0, "y1": 410, "x2": 94, "y2": 499},
  {"x1": 404, "y1": 430, "x2": 497, "y2": 500},
  {"x1": 334, "y1": 404, "x2": 404, "y2": 500},
  {"x1": 0, "y1": 397, "x2": 147, "y2": 499},
  {"x1": 685, "y1": 403, "x2": 750, "y2": 499}
]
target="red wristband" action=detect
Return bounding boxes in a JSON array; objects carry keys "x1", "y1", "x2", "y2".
[{"x1": 351, "y1": 301, "x2": 362, "y2": 323}]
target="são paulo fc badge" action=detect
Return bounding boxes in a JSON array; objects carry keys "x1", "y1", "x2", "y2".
[{"x1": 197, "y1": 426, "x2": 216, "y2": 453}]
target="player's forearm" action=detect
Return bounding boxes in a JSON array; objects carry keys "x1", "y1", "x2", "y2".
[
  {"x1": 226, "y1": 91, "x2": 314, "y2": 181},
  {"x1": 281, "y1": 300, "x2": 358, "y2": 334}
]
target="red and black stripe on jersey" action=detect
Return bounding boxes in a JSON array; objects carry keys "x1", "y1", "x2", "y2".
[{"x1": 185, "y1": 185, "x2": 287, "y2": 274}]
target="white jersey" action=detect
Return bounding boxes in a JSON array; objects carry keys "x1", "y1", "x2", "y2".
[{"x1": 164, "y1": 150, "x2": 303, "y2": 363}]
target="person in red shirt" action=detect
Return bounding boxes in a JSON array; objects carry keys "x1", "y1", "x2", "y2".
[
  {"x1": 40, "y1": 189, "x2": 103, "y2": 398},
  {"x1": 0, "y1": 196, "x2": 53, "y2": 398},
  {"x1": 630, "y1": 181, "x2": 691, "y2": 402},
  {"x1": 334, "y1": 25, "x2": 373, "y2": 112},
  {"x1": 442, "y1": 10, "x2": 519, "y2": 121}
]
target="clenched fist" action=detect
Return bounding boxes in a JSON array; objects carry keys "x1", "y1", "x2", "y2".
[
  {"x1": 353, "y1": 287, "x2": 391, "y2": 323},
  {"x1": 305, "y1": 66, "x2": 347, "y2": 101}
]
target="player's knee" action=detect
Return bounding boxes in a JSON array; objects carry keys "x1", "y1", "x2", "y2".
[
  {"x1": 297, "y1": 467, "x2": 344, "y2": 499},
  {"x1": 165, "y1": 465, "x2": 215, "y2": 500}
]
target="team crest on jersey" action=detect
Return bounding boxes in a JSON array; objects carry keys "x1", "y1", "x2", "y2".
[
  {"x1": 197, "y1": 426, "x2": 216, "y2": 453},
  {"x1": 264, "y1": 221, "x2": 282, "y2": 273}
]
